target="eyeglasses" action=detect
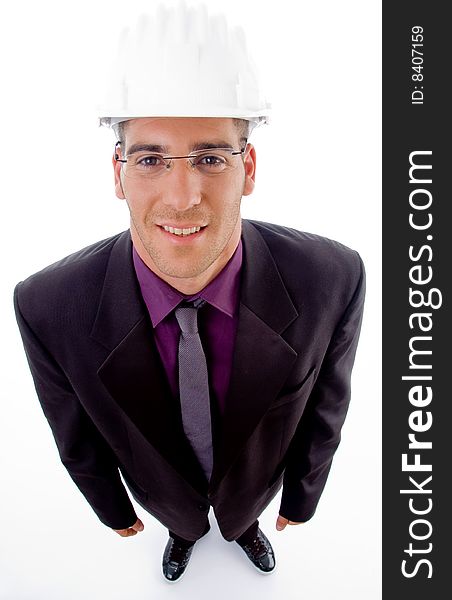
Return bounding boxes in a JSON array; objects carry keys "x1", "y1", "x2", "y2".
[{"x1": 114, "y1": 141, "x2": 245, "y2": 180}]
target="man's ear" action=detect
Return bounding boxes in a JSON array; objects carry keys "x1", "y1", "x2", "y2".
[
  {"x1": 113, "y1": 145, "x2": 126, "y2": 199},
  {"x1": 242, "y1": 143, "x2": 256, "y2": 196}
]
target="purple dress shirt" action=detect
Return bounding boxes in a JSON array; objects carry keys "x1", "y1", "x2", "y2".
[{"x1": 132, "y1": 238, "x2": 242, "y2": 415}]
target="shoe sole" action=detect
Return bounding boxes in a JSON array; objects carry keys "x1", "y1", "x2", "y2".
[{"x1": 247, "y1": 559, "x2": 277, "y2": 575}]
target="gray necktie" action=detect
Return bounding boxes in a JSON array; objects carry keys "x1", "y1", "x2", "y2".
[{"x1": 174, "y1": 298, "x2": 213, "y2": 481}]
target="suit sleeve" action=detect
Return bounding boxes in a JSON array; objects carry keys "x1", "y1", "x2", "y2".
[
  {"x1": 279, "y1": 252, "x2": 366, "y2": 522},
  {"x1": 13, "y1": 283, "x2": 138, "y2": 530}
]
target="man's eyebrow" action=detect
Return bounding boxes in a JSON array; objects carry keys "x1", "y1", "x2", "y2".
[
  {"x1": 126, "y1": 143, "x2": 169, "y2": 155},
  {"x1": 191, "y1": 141, "x2": 234, "y2": 151},
  {"x1": 126, "y1": 141, "x2": 235, "y2": 156}
]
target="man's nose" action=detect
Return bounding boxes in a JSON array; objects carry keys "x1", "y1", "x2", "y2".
[{"x1": 160, "y1": 160, "x2": 202, "y2": 211}]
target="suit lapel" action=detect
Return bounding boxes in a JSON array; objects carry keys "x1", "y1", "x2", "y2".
[
  {"x1": 91, "y1": 230, "x2": 208, "y2": 492},
  {"x1": 89, "y1": 221, "x2": 299, "y2": 493},
  {"x1": 210, "y1": 220, "x2": 299, "y2": 490}
]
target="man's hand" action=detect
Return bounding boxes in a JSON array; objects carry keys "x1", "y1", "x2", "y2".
[
  {"x1": 113, "y1": 517, "x2": 144, "y2": 537},
  {"x1": 276, "y1": 514, "x2": 304, "y2": 531}
]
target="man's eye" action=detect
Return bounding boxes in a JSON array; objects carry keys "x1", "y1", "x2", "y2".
[
  {"x1": 197, "y1": 154, "x2": 225, "y2": 166},
  {"x1": 136, "y1": 155, "x2": 164, "y2": 167}
]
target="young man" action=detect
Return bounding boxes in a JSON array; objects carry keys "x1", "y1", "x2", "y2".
[{"x1": 13, "y1": 4, "x2": 365, "y2": 583}]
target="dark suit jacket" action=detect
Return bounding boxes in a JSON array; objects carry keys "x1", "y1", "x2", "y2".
[{"x1": 13, "y1": 218, "x2": 365, "y2": 542}]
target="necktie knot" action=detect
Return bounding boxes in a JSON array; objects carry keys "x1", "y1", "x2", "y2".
[{"x1": 175, "y1": 299, "x2": 206, "y2": 334}]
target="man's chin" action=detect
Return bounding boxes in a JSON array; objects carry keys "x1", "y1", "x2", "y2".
[{"x1": 156, "y1": 264, "x2": 211, "y2": 281}]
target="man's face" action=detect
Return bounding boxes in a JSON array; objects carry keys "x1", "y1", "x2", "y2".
[{"x1": 113, "y1": 117, "x2": 256, "y2": 286}]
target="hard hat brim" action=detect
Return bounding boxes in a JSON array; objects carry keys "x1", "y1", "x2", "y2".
[{"x1": 99, "y1": 111, "x2": 270, "y2": 129}]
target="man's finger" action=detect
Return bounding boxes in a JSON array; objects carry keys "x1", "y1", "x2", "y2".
[
  {"x1": 113, "y1": 520, "x2": 144, "y2": 536},
  {"x1": 276, "y1": 514, "x2": 305, "y2": 531},
  {"x1": 132, "y1": 518, "x2": 144, "y2": 532},
  {"x1": 114, "y1": 528, "x2": 134, "y2": 537},
  {"x1": 276, "y1": 515, "x2": 288, "y2": 531}
]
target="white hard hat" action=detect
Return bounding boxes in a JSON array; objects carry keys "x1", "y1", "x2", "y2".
[{"x1": 98, "y1": 1, "x2": 271, "y2": 132}]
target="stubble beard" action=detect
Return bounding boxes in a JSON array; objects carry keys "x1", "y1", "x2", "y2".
[{"x1": 130, "y1": 203, "x2": 241, "y2": 280}]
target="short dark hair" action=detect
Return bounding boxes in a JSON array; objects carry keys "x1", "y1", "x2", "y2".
[
  {"x1": 112, "y1": 120, "x2": 127, "y2": 151},
  {"x1": 113, "y1": 118, "x2": 249, "y2": 152},
  {"x1": 232, "y1": 118, "x2": 249, "y2": 146}
]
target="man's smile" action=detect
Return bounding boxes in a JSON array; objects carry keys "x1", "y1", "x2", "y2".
[{"x1": 157, "y1": 223, "x2": 208, "y2": 241}]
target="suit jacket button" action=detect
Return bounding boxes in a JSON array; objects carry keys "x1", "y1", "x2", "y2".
[{"x1": 197, "y1": 502, "x2": 208, "y2": 511}]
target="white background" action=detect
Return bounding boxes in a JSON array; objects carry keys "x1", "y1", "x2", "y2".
[{"x1": 0, "y1": 0, "x2": 381, "y2": 598}]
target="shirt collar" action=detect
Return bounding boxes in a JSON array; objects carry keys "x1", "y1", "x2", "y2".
[{"x1": 132, "y1": 238, "x2": 243, "y2": 328}]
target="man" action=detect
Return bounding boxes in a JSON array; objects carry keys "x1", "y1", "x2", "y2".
[{"x1": 13, "y1": 4, "x2": 365, "y2": 583}]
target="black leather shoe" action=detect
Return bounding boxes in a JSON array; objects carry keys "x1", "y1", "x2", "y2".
[
  {"x1": 162, "y1": 537, "x2": 195, "y2": 583},
  {"x1": 238, "y1": 528, "x2": 276, "y2": 574}
]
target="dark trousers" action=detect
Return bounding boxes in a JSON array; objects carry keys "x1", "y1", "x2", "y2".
[{"x1": 169, "y1": 519, "x2": 259, "y2": 548}]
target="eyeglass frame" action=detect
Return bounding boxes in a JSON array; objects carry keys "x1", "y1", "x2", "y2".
[{"x1": 114, "y1": 141, "x2": 246, "y2": 175}]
